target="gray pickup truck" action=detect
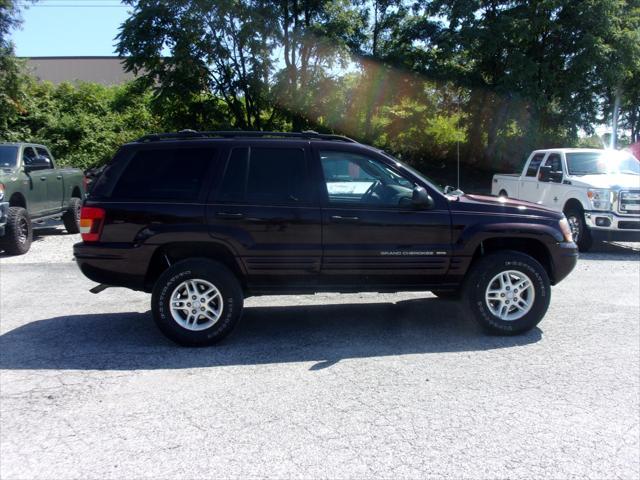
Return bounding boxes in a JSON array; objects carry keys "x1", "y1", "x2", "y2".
[{"x1": 0, "y1": 143, "x2": 85, "y2": 255}]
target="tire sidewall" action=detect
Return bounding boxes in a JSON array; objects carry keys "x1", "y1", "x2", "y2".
[
  {"x1": 152, "y1": 260, "x2": 243, "y2": 346},
  {"x1": 565, "y1": 208, "x2": 592, "y2": 252},
  {"x1": 3, "y1": 207, "x2": 32, "y2": 255},
  {"x1": 467, "y1": 253, "x2": 550, "y2": 334},
  {"x1": 63, "y1": 197, "x2": 82, "y2": 234}
]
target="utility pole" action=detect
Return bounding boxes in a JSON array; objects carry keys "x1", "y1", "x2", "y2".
[{"x1": 611, "y1": 86, "x2": 622, "y2": 149}]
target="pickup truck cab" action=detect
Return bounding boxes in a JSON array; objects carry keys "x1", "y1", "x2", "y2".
[
  {"x1": 0, "y1": 143, "x2": 85, "y2": 255},
  {"x1": 492, "y1": 148, "x2": 640, "y2": 251},
  {"x1": 74, "y1": 131, "x2": 578, "y2": 346}
]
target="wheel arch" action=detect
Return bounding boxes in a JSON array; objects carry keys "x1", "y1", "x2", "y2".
[
  {"x1": 8, "y1": 192, "x2": 27, "y2": 209},
  {"x1": 563, "y1": 197, "x2": 583, "y2": 214},
  {"x1": 144, "y1": 241, "x2": 245, "y2": 292},
  {"x1": 470, "y1": 236, "x2": 556, "y2": 284},
  {"x1": 71, "y1": 186, "x2": 82, "y2": 198}
]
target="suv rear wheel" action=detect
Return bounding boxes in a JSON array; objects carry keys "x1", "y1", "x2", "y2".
[
  {"x1": 151, "y1": 258, "x2": 244, "y2": 346},
  {"x1": 464, "y1": 251, "x2": 550, "y2": 335}
]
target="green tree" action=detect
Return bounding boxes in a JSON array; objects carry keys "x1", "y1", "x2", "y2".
[{"x1": 402, "y1": 0, "x2": 640, "y2": 165}]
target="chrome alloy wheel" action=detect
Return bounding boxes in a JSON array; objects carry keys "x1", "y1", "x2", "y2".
[
  {"x1": 17, "y1": 216, "x2": 29, "y2": 244},
  {"x1": 567, "y1": 215, "x2": 581, "y2": 242},
  {"x1": 169, "y1": 279, "x2": 223, "y2": 331},
  {"x1": 485, "y1": 270, "x2": 535, "y2": 321}
]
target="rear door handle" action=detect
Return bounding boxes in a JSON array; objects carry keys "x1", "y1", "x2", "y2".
[
  {"x1": 40, "y1": 176, "x2": 46, "y2": 181},
  {"x1": 216, "y1": 212, "x2": 244, "y2": 219},
  {"x1": 56, "y1": 175, "x2": 62, "y2": 180},
  {"x1": 331, "y1": 215, "x2": 360, "y2": 223}
]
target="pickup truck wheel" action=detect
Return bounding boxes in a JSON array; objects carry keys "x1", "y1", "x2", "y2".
[
  {"x1": 151, "y1": 258, "x2": 244, "y2": 346},
  {"x1": 62, "y1": 197, "x2": 82, "y2": 234},
  {"x1": 0, "y1": 207, "x2": 32, "y2": 256},
  {"x1": 464, "y1": 251, "x2": 550, "y2": 335},
  {"x1": 565, "y1": 208, "x2": 592, "y2": 252}
]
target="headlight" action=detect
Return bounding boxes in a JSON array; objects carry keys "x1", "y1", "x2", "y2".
[
  {"x1": 587, "y1": 189, "x2": 612, "y2": 210},
  {"x1": 559, "y1": 217, "x2": 573, "y2": 243}
]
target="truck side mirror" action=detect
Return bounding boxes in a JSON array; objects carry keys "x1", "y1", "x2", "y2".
[
  {"x1": 538, "y1": 165, "x2": 552, "y2": 182},
  {"x1": 412, "y1": 186, "x2": 434, "y2": 209}
]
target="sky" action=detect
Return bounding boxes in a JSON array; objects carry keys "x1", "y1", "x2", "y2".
[{"x1": 12, "y1": 0, "x2": 131, "y2": 57}]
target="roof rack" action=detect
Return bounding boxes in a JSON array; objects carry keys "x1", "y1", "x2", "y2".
[{"x1": 136, "y1": 130, "x2": 357, "y2": 143}]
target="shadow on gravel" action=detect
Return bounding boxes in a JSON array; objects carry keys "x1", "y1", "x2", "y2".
[
  {"x1": 0, "y1": 298, "x2": 541, "y2": 371},
  {"x1": 579, "y1": 241, "x2": 640, "y2": 261}
]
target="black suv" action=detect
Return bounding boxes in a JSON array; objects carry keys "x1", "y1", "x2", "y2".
[{"x1": 74, "y1": 131, "x2": 578, "y2": 346}]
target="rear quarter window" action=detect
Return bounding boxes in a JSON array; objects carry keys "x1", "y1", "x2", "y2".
[{"x1": 103, "y1": 147, "x2": 218, "y2": 202}]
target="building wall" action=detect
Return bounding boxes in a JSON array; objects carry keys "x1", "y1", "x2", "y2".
[{"x1": 23, "y1": 57, "x2": 138, "y2": 85}]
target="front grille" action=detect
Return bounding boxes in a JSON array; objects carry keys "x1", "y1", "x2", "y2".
[
  {"x1": 618, "y1": 221, "x2": 640, "y2": 230},
  {"x1": 618, "y1": 190, "x2": 640, "y2": 215}
]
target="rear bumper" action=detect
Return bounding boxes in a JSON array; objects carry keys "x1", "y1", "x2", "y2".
[
  {"x1": 73, "y1": 242, "x2": 157, "y2": 291},
  {"x1": 584, "y1": 211, "x2": 640, "y2": 242},
  {"x1": 551, "y1": 242, "x2": 579, "y2": 284},
  {"x1": 0, "y1": 202, "x2": 8, "y2": 236}
]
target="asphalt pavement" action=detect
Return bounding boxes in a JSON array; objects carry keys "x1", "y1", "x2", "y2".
[{"x1": 1, "y1": 233, "x2": 639, "y2": 479}]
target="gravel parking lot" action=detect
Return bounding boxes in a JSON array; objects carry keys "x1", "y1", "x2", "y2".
[{"x1": 1, "y1": 231, "x2": 639, "y2": 479}]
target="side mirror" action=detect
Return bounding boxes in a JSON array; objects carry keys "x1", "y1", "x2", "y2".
[
  {"x1": 412, "y1": 186, "x2": 434, "y2": 209},
  {"x1": 538, "y1": 165, "x2": 552, "y2": 182},
  {"x1": 25, "y1": 156, "x2": 50, "y2": 172},
  {"x1": 539, "y1": 165, "x2": 563, "y2": 183}
]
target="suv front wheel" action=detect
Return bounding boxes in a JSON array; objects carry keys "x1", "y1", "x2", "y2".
[
  {"x1": 151, "y1": 258, "x2": 244, "y2": 346},
  {"x1": 464, "y1": 251, "x2": 551, "y2": 335}
]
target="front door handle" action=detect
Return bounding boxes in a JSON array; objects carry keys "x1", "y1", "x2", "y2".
[
  {"x1": 40, "y1": 176, "x2": 47, "y2": 181},
  {"x1": 56, "y1": 175, "x2": 62, "y2": 180},
  {"x1": 216, "y1": 212, "x2": 244, "y2": 219},
  {"x1": 331, "y1": 215, "x2": 360, "y2": 223}
]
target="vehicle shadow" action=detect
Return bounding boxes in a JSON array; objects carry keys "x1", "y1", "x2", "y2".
[
  {"x1": 580, "y1": 241, "x2": 640, "y2": 261},
  {"x1": 0, "y1": 298, "x2": 541, "y2": 371}
]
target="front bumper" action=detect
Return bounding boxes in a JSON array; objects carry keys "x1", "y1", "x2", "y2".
[
  {"x1": 0, "y1": 202, "x2": 9, "y2": 237},
  {"x1": 584, "y1": 211, "x2": 640, "y2": 242}
]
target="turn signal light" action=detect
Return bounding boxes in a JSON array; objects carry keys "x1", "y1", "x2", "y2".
[{"x1": 80, "y1": 207, "x2": 105, "y2": 242}]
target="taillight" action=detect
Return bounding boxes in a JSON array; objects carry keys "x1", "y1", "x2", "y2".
[
  {"x1": 0, "y1": 183, "x2": 5, "y2": 201},
  {"x1": 80, "y1": 207, "x2": 105, "y2": 242}
]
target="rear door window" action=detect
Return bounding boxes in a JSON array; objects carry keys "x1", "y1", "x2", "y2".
[
  {"x1": 110, "y1": 147, "x2": 217, "y2": 201},
  {"x1": 216, "y1": 147, "x2": 312, "y2": 205},
  {"x1": 35, "y1": 147, "x2": 54, "y2": 168},
  {"x1": 526, "y1": 153, "x2": 545, "y2": 177}
]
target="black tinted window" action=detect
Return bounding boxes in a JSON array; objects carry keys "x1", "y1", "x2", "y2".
[
  {"x1": 217, "y1": 147, "x2": 311, "y2": 205},
  {"x1": 526, "y1": 154, "x2": 545, "y2": 177},
  {"x1": 111, "y1": 147, "x2": 215, "y2": 201},
  {"x1": 218, "y1": 148, "x2": 248, "y2": 202},
  {"x1": 247, "y1": 148, "x2": 310, "y2": 204}
]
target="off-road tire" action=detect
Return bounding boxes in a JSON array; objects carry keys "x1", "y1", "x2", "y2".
[
  {"x1": 151, "y1": 258, "x2": 244, "y2": 346},
  {"x1": 564, "y1": 207, "x2": 592, "y2": 252},
  {"x1": 0, "y1": 207, "x2": 32, "y2": 256},
  {"x1": 464, "y1": 251, "x2": 551, "y2": 335},
  {"x1": 62, "y1": 197, "x2": 82, "y2": 234}
]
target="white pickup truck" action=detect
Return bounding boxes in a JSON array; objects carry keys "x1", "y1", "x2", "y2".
[{"x1": 492, "y1": 148, "x2": 640, "y2": 251}]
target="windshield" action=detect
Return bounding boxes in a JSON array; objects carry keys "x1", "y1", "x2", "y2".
[
  {"x1": 0, "y1": 146, "x2": 19, "y2": 170},
  {"x1": 379, "y1": 151, "x2": 446, "y2": 193},
  {"x1": 566, "y1": 151, "x2": 640, "y2": 176}
]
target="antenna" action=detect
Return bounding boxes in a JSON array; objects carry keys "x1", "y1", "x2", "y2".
[{"x1": 456, "y1": 96, "x2": 461, "y2": 190}]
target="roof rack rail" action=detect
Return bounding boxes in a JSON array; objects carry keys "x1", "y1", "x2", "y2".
[{"x1": 136, "y1": 130, "x2": 358, "y2": 143}]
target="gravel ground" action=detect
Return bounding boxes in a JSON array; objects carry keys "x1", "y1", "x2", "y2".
[
  {"x1": 0, "y1": 234, "x2": 639, "y2": 479},
  {"x1": 0, "y1": 226, "x2": 79, "y2": 264}
]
